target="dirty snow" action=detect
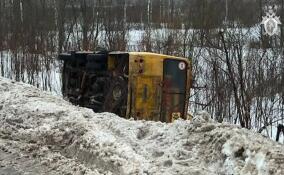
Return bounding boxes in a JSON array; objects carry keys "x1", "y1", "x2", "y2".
[{"x1": 0, "y1": 77, "x2": 284, "y2": 175}]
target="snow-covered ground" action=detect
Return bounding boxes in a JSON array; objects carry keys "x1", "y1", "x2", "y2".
[{"x1": 0, "y1": 77, "x2": 284, "y2": 175}]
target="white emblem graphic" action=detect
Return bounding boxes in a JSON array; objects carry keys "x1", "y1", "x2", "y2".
[
  {"x1": 261, "y1": 6, "x2": 281, "y2": 36},
  {"x1": 178, "y1": 62, "x2": 186, "y2": 70}
]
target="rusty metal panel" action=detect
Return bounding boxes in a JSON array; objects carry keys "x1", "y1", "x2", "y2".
[
  {"x1": 161, "y1": 59, "x2": 188, "y2": 122},
  {"x1": 128, "y1": 53, "x2": 192, "y2": 122},
  {"x1": 133, "y1": 76, "x2": 162, "y2": 121},
  {"x1": 128, "y1": 54, "x2": 163, "y2": 121}
]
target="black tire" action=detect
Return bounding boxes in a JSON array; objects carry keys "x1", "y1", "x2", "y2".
[{"x1": 103, "y1": 76, "x2": 128, "y2": 116}]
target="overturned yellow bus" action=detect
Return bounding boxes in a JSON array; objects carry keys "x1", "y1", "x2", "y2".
[{"x1": 59, "y1": 51, "x2": 192, "y2": 122}]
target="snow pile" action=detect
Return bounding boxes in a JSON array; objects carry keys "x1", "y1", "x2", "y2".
[{"x1": 0, "y1": 77, "x2": 284, "y2": 175}]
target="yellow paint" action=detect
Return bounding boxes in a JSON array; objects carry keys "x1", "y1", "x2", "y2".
[
  {"x1": 126, "y1": 52, "x2": 192, "y2": 122},
  {"x1": 171, "y1": 112, "x2": 181, "y2": 122}
]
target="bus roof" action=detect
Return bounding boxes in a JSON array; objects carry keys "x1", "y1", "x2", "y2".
[{"x1": 129, "y1": 52, "x2": 190, "y2": 61}]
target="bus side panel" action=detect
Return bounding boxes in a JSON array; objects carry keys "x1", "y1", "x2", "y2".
[{"x1": 128, "y1": 54, "x2": 163, "y2": 121}]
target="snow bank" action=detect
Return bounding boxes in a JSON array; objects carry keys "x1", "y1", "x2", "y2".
[{"x1": 0, "y1": 77, "x2": 284, "y2": 175}]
